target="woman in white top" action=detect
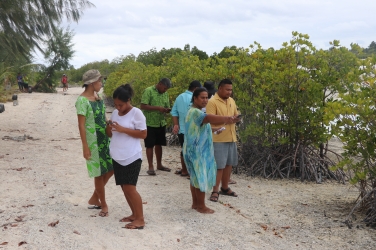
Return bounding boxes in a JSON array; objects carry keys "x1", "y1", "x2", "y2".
[{"x1": 106, "y1": 84, "x2": 147, "y2": 230}]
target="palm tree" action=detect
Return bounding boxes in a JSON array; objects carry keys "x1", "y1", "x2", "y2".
[{"x1": 0, "y1": 0, "x2": 94, "y2": 57}]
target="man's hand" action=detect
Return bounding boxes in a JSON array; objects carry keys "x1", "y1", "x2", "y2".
[
  {"x1": 172, "y1": 125, "x2": 179, "y2": 134},
  {"x1": 159, "y1": 107, "x2": 171, "y2": 113}
]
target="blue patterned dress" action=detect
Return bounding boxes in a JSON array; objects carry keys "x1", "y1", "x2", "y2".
[{"x1": 183, "y1": 108, "x2": 217, "y2": 192}]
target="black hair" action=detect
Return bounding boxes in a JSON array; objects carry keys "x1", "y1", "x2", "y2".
[
  {"x1": 191, "y1": 87, "x2": 208, "y2": 103},
  {"x1": 218, "y1": 78, "x2": 233, "y2": 88},
  {"x1": 204, "y1": 81, "x2": 216, "y2": 98},
  {"x1": 113, "y1": 84, "x2": 134, "y2": 102},
  {"x1": 159, "y1": 78, "x2": 172, "y2": 88},
  {"x1": 188, "y1": 80, "x2": 201, "y2": 91}
]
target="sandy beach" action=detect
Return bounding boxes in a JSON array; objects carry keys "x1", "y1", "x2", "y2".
[{"x1": 0, "y1": 87, "x2": 375, "y2": 250}]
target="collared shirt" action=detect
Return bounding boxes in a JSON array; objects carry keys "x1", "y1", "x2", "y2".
[
  {"x1": 171, "y1": 90, "x2": 192, "y2": 134},
  {"x1": 206, "y1": 93, "x2": 238, "y2": 142},
  {"x1": 141, "y1": 85, "x2": 170, "y2": 127}
]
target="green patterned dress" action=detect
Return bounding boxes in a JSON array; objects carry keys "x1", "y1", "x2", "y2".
[{"x1": 75, "y1": 96, "x2": 113, "y2": 177}]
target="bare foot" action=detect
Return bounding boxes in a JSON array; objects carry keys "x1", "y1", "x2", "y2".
[
  {"x1": 196, "y1": 206, "x2": 215, "y2": 214},
  {"x1": 88, "y1": 197, "x2": 101, "y2": 207},
  {"x1": 119, "y1": 215, "x2": 135, "y2": 222}
]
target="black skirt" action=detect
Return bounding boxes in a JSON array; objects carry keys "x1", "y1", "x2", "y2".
[{"x1": 112, "y1": 159, "x2": 142, "y2": 186}]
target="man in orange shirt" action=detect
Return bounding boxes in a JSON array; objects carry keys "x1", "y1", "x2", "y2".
[
  {"x1": 206, "y1": 79, "x2": 240, "y2": 202},
  {"x1": 61, "y1": 74, "x2": 68, "y2": 92}
]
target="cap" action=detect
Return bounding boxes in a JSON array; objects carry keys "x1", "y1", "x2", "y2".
[
  {"x1": 82, "y1": 69, "x2": 101, "y2": 86},
  {"x1": 189, "y1": 80, "x2": 201, "y2": 89}
]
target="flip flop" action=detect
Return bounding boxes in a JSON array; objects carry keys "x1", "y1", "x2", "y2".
[
  {"x1": 147, "y1": 170, "x2": 156, "y2": 175},
  {"x1": 119, "y1": 217, "x2": 134, "y2": 222},
  {"x1": 87, "y1": 205, "x2": 101, "y2": 209},
  {"x1": 157, "y1": 166, "x2": 171, "y2": 172},
  {"x1": 180, "y1": 173, "x2": 189, "y2": 177},
  {"x1": 123, "y1": 223, "x2": 144, "y2": 230},
  {"x1": 99, "y1": 211, "x2": 109, "y2": 217}
]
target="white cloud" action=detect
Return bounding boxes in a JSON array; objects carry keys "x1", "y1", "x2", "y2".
[{"x1": 57, "y1": 0, "x2": 376, "y2": 68}]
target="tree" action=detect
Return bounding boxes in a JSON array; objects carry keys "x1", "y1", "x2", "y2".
[
  {"x1": 217, "y1": 46, "x2": 242, "y2": 58},
  {"x1": 34, "y1": 27, "x2": 75, "y2": 92},
  {"x1": 364, "y1": 41, "x2": 376, "y2": 56},
  {"x1": 0, "y1": 0, "x2": 93, "y2": 57}
]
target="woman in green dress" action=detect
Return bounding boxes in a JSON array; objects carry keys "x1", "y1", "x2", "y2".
[{"x1": 76, "y1": 69, "x2": 113, "y2": 217}]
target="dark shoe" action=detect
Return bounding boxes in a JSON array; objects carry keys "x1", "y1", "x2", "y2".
[
  {"x1": 147, "y1": 170, "x2": 156, "y2": 175},
  {"x1": 157, "y1": 166, "x2": 171, "y2": 172},
  {"x1": 209, "y1": 191, "x2": 219, "y2": 202},
  {"x1": 219, "y1": 187, "x2": 238, "y2": 197}
]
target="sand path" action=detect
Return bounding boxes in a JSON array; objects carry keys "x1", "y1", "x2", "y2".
[{"x1": 0, "y1": 88, "x2": 375, "y2": 249}]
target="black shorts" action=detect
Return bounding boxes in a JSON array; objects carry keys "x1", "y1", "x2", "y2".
[
  {"x1": 178, "y1": 133, "x2": 184, "y2": 156},
  {"x1": 178, "y1": 133, "x2": 184, "y2": 147},
  {"x1": 144, "y1": 126, "x2": 166, "y2": 148},
  {"x1": 113, "y1": 159, "x2": 142, "y2": 186}
]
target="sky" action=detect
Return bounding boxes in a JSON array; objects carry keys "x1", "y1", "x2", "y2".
[{"x1": 49, "y1": 0, "x2": 376, "y2": 68}]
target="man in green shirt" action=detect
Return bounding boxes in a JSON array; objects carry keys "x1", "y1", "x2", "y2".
[{"x1": 140, "y1": 78, "x2": 172, "y2": 175}]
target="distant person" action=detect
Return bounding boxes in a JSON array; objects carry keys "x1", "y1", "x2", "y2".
[
  {"x1": 106, "y1": 84, "x2": 147, "y2": 230},
  {"x1": 140, "y1": 78, "x2": 172, "y2": 175},
  {"x1": 171, "y1": 80, "x2": 202, "y2": 177},
  {"x1": 183, "y1": 87, "x2": 237, "y2": 214},
  {"x1": 76, "y1": 69, "x2": 113, "y2": 217},
  {"x1": 103, "y1": 77, "x2": 107, "y2": 88},
  {"x1": 17, "y1": 73, "x2": 23, "y2": 91},
  {"x1": 61, "y1": 74, "x2": 68, "y2": 92},
  {"x1": 206, "y1": 79, "x2": 241, "y2": 202}
]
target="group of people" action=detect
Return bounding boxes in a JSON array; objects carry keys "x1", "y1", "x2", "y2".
[
  {"x1": 75, "y1": 69, "x2": 241, "y2": 230},
  {"x1": 17, "y1": 73, "x2": 29, "y2": 92},
  {"x1": 171, "y1": 79, "x2": 241, "y2": 213}
]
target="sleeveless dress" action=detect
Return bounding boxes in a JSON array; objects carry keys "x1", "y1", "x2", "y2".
[
  {"x1": 183, "y1": 108, "x2": 217, "y2": 192},
  {"x1": 75, "y1": 96, "x2": 113, "y2": 177}
]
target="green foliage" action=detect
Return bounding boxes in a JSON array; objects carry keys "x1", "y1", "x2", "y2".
[
  {"x1": 34, "y1": 27, "x2": 75, "y2": 92},
  {"x1": 0, "y1": 0, "x2": 93, "y2": 57},
  {"x1": 325, "y1": 56, "x2": 376, "y2": 188}
]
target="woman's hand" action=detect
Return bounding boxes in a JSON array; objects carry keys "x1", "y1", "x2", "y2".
[
  {"x1": 110, "y1": 121, "x2": 124, "y2": 133},
  {"x1": 83, "y1": 145, "x2": 91, "y2": 160}
]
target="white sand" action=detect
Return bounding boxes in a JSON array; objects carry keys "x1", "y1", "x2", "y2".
[{"x1": 0, "y1": 88, "x2": 375, "y2": 249}]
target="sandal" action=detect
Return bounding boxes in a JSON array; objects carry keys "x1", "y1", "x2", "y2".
[
  {"x1": 122, "y1": 223, "x2": 144, "y2": 230},
  {"x1": 119, "y1": 217, "x2": 134, "y2": 222},
  {"x1": 219, "y1": 187, "x2": 238, "y2": 197},
  {"x1": 209, "y1": 191, "x2": 219, "y2": 202},
  {"x1": 147, "y1": 170, "x2": 156, "y2": 175},
  {"x1": 157, "y1": 166, "x2": 171, "y2": 172}
]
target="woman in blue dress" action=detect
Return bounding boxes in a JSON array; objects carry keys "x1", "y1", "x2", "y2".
[{"x1": 183, "y1": 88, "x2": 237, "y2": 214}]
